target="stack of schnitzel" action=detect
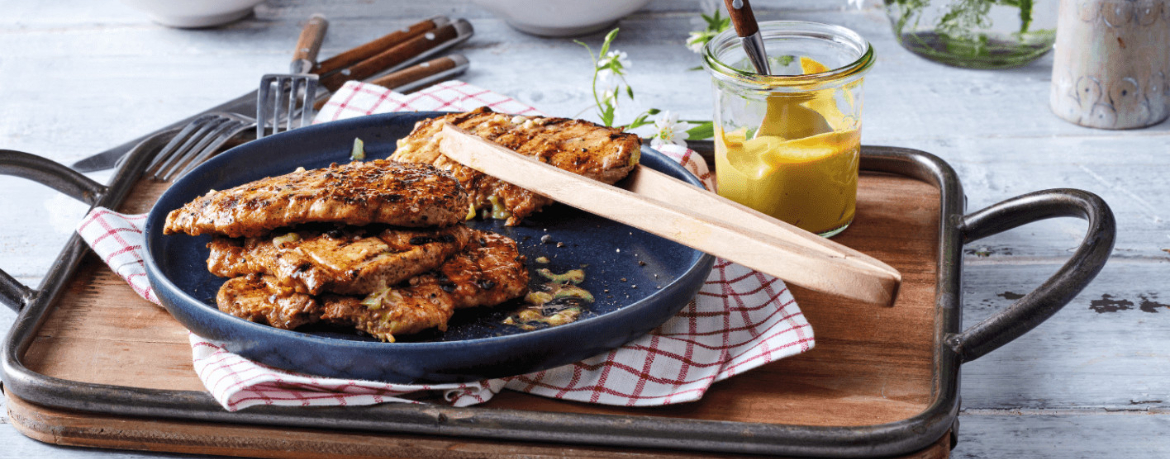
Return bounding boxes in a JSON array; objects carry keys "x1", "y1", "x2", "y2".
[
  {"x1": 163, "y1": 160, "x2": 529, "y2": 342},
  {"x1": 163, "y1": 108, "x2": 642, "y2": 341}
]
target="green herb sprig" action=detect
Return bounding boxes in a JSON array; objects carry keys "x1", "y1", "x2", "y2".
[
  {"x1": 686, "y1": 9, "x2": 731, "y2": 53},
  {"x1": 576, "y1": 28, "x2": 715, "y2": 144}
]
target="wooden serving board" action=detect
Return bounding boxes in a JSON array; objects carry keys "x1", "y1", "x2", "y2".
[{"x1": 6, "y1": 170, "x2": 947, "y2": 458}]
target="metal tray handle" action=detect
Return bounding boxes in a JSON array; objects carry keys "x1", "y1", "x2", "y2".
[
  {"x1": 949, "y1": 188, "x2": 1115, "y2": 363},
  {"x1": 0, "y1": 150, "x2": 105, "y2": 312}
]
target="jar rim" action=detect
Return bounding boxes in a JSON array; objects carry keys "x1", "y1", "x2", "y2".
[{"x1": 702, "y1": 20, "x2": 875, "y2": 90}]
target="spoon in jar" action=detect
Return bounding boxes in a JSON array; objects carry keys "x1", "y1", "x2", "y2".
[
  {"x1": 722, "y1": 0, "x2": 832, "y2": 139},
  {"x1": 722, "y1": 0, "x2": 770, "y2": 75}
]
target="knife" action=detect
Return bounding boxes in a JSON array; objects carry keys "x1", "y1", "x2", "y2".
[
  {"x1": 319, "y1": 20, "x2": 472, "y2": 92},
  {"x1": 312, "y1": 54, "x2": 472, "y2": 111},
  {"x1": 70, "y1": 16, "x2": 472, "y2": 172}
]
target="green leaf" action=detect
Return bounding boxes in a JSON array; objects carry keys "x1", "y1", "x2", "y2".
[
  {"x1": 714, "y1": 10, "x2": 730, "y2": 31},
  {"x1": 600, "y1": 104, "x2": 616, "y2": 127},
  {"x1": 772, "y1": 54, "x2": 796, "y2": 67},
  {"x1": 688, "y1": 65, "x2": 703, "y2": 71},
  {"x1": 704, "y1": 9, "x2": 729, "y2": 31},
  {"x1": 599, "y1": 28, "x2": 620, "y2": 58},
  {"x1": 573, "y1": 40, "x2": 595, "y2": 62},
  {"x1": 685, "y1": 122, "x2": 715, "y2": 140},
  {"x1": 626, "y1": 85, "x2": 634, "y2": 99},
  {"x1": 625, "y1": 112, "x2": 650, "y2": 130}
]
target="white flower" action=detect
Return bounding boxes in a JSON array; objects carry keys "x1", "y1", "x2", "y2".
[
  {"x1": 686, "y1": 31, "x2": 709, "y2": 53},
  {"x1": 605, "y1": 50, "x2": 631, "y2": 68},
  {"x1": 598, "y1": 67, "x2": 615, "y2": 83},
  {"x1": 650, "y1": 111, "x2": 689, "y2": 149},
  {"x1": 596, "y1": 50, "x2": 631, "y2": 82}
]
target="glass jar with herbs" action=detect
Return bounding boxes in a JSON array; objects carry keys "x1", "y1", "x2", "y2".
[{"x1": 884, "y1": 0, "x2": 1058, "y2": 68}]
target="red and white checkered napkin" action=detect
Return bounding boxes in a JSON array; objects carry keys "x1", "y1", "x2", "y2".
[{"x1": 76, "y1": 80, "x2": 813, "y2": 411}]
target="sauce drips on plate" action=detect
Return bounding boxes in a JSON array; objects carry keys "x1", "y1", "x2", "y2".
[{"x1": 503, "y1": 268, "x2": 595, "y2": 331}]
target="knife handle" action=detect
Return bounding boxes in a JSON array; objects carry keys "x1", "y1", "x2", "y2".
[
  {"x1": 312, "y1": 55, "x2": 468, "y2": 110},
  {"x1": 314, "y1": 16, "x2": 448, "y2": 76},
  {"x1": 293, "y1": 14, "x2": 329, "y2": 64},
  {"x1": 320, "y1": 23, "x2": 460, "y2": 92},
  {"x1": 369, "y1": 55, "x2": 460, "y2": 89}
]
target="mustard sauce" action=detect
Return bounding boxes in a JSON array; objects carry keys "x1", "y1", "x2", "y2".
[
  {"x1": 715, "y1": 58, "x2": 862, "y2": 235},
  {"x1": 503, "y1": 268, "x2": 593, "y2": 331}
]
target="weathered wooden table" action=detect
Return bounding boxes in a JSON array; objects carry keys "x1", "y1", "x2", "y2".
[{"x1": 0, "y1": 1, "x2": 1166, "y2": 457}]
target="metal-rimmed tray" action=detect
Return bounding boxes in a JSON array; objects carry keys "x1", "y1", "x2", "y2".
[{"x1": 0, "y1": 134, "x2": 1114, "y2": 457}]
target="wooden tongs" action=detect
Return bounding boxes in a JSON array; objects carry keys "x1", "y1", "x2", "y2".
[{"x1": 438, "y1": 124, "x2": 902, "y2": 306}]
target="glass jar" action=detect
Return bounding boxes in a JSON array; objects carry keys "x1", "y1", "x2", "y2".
[
  {"x1": 702, "y1": 21, "x2": 874, "y2": 237},
  {"x1": 884, "y1": 0, "x2": 1059, "y2": 69}
]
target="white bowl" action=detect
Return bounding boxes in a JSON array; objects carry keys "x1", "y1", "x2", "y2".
[
  {"x1": 471, "y1": 0, "x2": 652, "y2": 37},
  {"x1": 121, "y1": 0, "x2": 265, "y2": 28}
]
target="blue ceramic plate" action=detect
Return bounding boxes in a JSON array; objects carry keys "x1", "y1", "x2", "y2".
[{"x1": 144, "y1": 111, "x2": 715, "y2": 384}]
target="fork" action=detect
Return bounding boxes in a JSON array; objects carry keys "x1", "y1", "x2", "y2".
[
  {"x1": 257, "y1": 14, "x2": 329, "y2": 140},
  {"x1": 139, "y1": 54, "x2": 470, "y2": 182},
  {"x1": 139, "y1": 112, "x2": 256, "y2": 181},
  {"x1": 140, "y1": 16, "x2": 328, "y2": 182},
  {"x1": 135, "y1": 19, "x2": 473, "y2": 181}
]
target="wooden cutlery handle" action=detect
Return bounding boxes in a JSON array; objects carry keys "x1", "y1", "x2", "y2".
[
  {"x1": 314, "y1": 16, "x2": 447, "y2": 76},
  {"x1": 293, "y1": 14, "x2": 329, "y2": 63},
  {"x1": 319, "y1": 23, "x2": 460, "y2": 92},
  {"x1": 368, "y1": 55, "x2": 460, "y2": 89},
  {"x1": 311, "y1": 55, "x2": 466, "y2": 110},
  {"x1": 723, "y1": 0, "x2": 759, "y2": 37}
]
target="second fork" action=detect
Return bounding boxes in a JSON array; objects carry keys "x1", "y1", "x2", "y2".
[
  {"x1": 144, "y1": 112, "x2": 255, "y2": 181},
  {"x1": 257, "y1": 14, "x2": 329, "y2": 140}
]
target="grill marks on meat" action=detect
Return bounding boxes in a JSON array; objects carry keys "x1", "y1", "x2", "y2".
[
  {"x1": 207, "y1": 225, "x2": 471, "y2": 295},
  {"x1": 217, "y1": 275, "x2": 321, "y2": 330},
  {"x1": 392, "y1": 106, "x2": 641, "y2": 225},
  {"x1": 164, "y1": 160, "x2": 470, "y2": 238},
  {"x1": 214, "y1": 229, "x2": 528, "y2": 342},
  {"x1": 317, "y1": 288, "x2": 454, "y2": 342},
  {"x1": 405, "y1": 230, "x2": 529, "y2": 310}
]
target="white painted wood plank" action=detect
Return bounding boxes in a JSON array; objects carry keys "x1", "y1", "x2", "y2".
[
  {"x1": 960, "y1": 260, "x2": 1170, "y2": 410},
  {"x1": 952, "y1": 414, "x2": 1170, "y2": 458}
]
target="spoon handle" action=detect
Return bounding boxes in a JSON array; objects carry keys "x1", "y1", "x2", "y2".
[
  {"x1": 723, "y1": 0, "x2": 759, "y2": 38},
  {"x1": 722, "y1": 0, "x2": 771, "y2": 75}
]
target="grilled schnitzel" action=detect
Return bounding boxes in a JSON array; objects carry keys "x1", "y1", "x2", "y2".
[
  {"x1": 165, "y1": 160, "x2": 470, "y2": 238},
  {"x1": 392, "y1": 107, "x2": 641, "y2": 225},
  {"x1": 207, "y1": 225, "x2": 472, "y2": 296},
  {"x1": 215, "y1": 273, "x2": 455, "y2": 340},
  {"x1": 217, "y1": 274, "x2": 320, "y2": 330},
  {"x1": 400, "y1": 229, "x2": 529, "y2": 309},
  {"x1": 215, "y1": 228, "x2": 528, "y2": 342}
]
